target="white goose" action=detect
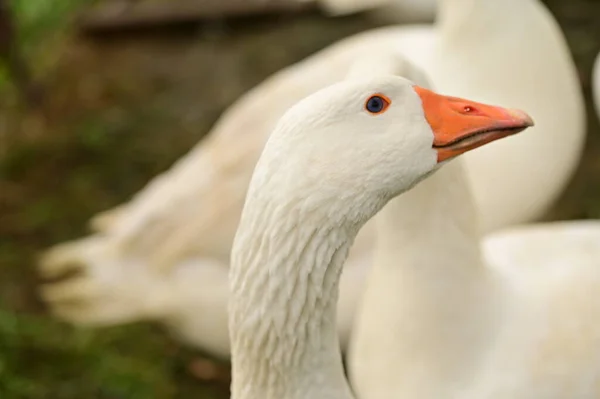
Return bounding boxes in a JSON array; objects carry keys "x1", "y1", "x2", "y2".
[
  {"x1": 344, "y1": 57, "x2": 600, "y2": 399},
  {"x1": 38, "y1": 0, "x2": 585, "y2": 358},
  {"x1": 229, "y1": 75, "x2": 532, "y2": 399}
]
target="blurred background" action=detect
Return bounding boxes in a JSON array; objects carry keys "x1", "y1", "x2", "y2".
[{"x1": 0, "y1": 0, "x2": 598, "y2": 397}]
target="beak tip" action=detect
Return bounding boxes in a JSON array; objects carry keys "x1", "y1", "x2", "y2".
[{"x1": 509, "y1": 108, "x2": 535, "y2": 127}]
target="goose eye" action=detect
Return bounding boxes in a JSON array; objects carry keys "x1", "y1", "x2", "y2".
[{"x1": 365, "y1": 94, "x2": 391, "y2": 115}]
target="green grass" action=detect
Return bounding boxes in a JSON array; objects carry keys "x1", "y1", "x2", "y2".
[{"x1": 0, "y1": 310, "x2": 173, "y2": 399}]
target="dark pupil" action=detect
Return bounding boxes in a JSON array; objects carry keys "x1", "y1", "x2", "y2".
[{"x1": 367, "y1": 96, "x2": 384, "y2": 113}]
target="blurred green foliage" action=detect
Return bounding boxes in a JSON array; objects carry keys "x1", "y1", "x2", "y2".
[
  {"x1": 0, "y1": 2, "x2": 228, "y2": 397},
  {"x1": 0, "y1": 0, "x2": 88, "y2": 97},
  {"x1": 12, "y1": 0, "x2": 87, "y2": 45}
]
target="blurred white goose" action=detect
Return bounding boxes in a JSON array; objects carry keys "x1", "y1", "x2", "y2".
[
  {"x1": 593, "y1": 51, "x2": 600, "y2": 121},
  {"x1": 348, "y1": 59, "x2": 600, "y2": 399},
  {"x1": 38, "y1": 0, "x2": 585, "y2": 358},
  {"x1": 230, "y1": 75, "x2": 529, "y2": 399}
]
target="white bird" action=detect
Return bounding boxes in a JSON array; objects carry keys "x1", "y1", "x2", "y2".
[
  {"x1": 38, "y1": 0, "x2": 585, "y2": 359},
  {"x1": 229, "y1": 74, "x2": 531, "y2": 399},
  {"x1": 347, "y1": 58, "x2": 600, "y2": 399}
]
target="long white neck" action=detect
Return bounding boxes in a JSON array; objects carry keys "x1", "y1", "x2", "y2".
[
  {"x1": 350, "y1": 160, "x2": 501, "y2": 397},
  {"x1": 374, "y1": 159, "x2": 481, "y2": 273},
  {"x1": 373, "y1": 160, "x2": 494, "y2": 339},
  {"x1": 230, "y1": 189, "x2": 367, "y2": 399}
]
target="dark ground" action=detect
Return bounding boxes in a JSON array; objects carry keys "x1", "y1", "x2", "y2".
[{"x1": 0, "y1": 0, "x2": 598, "y2": 398}]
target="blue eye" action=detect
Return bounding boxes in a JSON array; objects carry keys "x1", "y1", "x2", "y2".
[{"x1": 365, "y1": 94, "x2": 390, "y2": 114}]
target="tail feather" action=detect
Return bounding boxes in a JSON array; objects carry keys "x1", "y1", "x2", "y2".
[{"x1": 38, "y1": 236, "x2": 175, "y2": 326}]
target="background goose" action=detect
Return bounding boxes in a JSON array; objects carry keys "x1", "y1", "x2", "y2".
[
  {"x1": 229, "y1": 74, "x2": 530, "y2": 399},
  {"x1": 38, "y1": 0, "x2": 585, "y2": 358},
  {"x1": 349, "y1": 59, "x2": 600, "y2": 399}
]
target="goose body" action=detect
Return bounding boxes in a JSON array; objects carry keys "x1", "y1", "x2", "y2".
[
  {"x1": 229, "y1": 75, "x2": 532, "y2": 399},
  {"x1": 39, "y1": 0, "x2": 585, "y2": 358},
  {"x1": 475, "y1": 221, "x2": 600, "y2": 398}
]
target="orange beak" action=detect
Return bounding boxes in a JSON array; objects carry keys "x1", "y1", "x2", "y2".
[{"x1": 414, "y1": 86, "x2": 534, "y2": 163}]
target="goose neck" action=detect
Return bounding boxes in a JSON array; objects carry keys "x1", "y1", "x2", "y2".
[
  {"x1": 229, "y1": 199, "x2": 357, "y2": 399},
  {"x1": 374, "y1": 159, "x2": 483, "y2": 277},
  {"x1": 364, "y1": 160, "x2": 495, "y2": 384}
]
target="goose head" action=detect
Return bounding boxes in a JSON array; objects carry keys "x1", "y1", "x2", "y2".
[
  {"x1": 247, "y1": 76, "x2": 533, "y2": 225},
  {"x1": 231, "y1": 76, "x2": 533, "y2": 399}
]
